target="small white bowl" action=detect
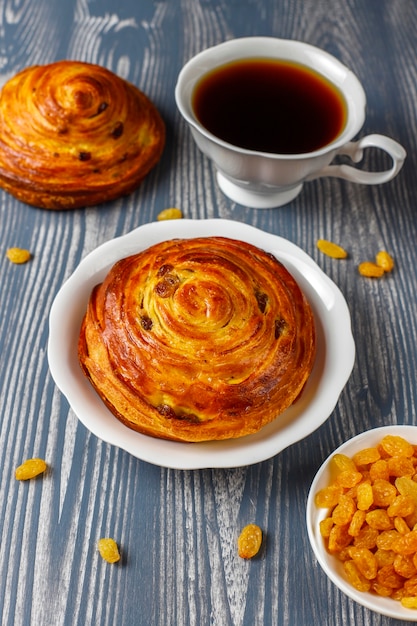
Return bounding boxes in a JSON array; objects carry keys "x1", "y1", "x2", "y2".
[{"x1": 307, "y1": 425, "x2": 417, "y2": 621}]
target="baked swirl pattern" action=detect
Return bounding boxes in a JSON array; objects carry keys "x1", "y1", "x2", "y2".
[
  {"x1": 0, "y1": 61, "x2": 165, "y2": 209},
  {"x1": 78, "y1": 237, "x2": 316, "y2": 442}
]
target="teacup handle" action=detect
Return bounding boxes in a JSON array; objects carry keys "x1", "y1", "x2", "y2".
[{"x1": 310, "y1": 134, "x2": 406, "y2": 184}]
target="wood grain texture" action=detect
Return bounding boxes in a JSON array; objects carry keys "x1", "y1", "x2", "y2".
[{"x1": 0, "y1": 0, "x2": 417, "y2": 624}]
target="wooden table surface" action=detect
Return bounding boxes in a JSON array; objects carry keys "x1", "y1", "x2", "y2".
[{"x1": 1, "y1": 1, "x2": 416, "y2": 624}]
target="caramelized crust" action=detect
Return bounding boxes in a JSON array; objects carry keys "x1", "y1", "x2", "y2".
[
  {"x1": 0, "y1": 61, "x2": 165, "y2": 209},
  {"x1": 78, "y1": 237, "x2": 316, "y2": 442}
]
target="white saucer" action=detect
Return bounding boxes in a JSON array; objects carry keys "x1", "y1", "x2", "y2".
[{"x1": 48, "y1": 219, "x2": 355, "y2": 469}]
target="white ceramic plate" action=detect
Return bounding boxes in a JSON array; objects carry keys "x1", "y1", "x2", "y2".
[
  {"x1": 48, "y1": 219, "x2": 355, "y2": 469},
  {"x1": 306, "y1": 425, "x2": 417, "y2": 621}
]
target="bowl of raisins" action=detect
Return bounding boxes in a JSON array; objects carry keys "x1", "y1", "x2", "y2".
[{"x1": 307, "y1": 425, "x2": 417, "y2": 620}]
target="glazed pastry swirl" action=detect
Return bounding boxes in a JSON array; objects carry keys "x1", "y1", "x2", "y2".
[
  {"x1": 0, "y1": 61, "x2": 165, "y2": 209},
  {"x1": 79, "y1": 237, "x2": 316, "y2": 442}
]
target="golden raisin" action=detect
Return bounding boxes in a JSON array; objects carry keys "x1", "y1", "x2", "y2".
[
  {"x1": 392, "y1": 530, "x2": 417, "y2": 555},
  {"x1": 376, "y1": 530, "x2": 401, "y2": 551},
  {"x1": 353, "y1": 525, "x2": 379, "y2": 549},
  {"x1": 388, "y1": 456, "x2": 415, "y2": 477},
  {"x1": 394, "y1": 553, "x2": 417, "y2": 578},
  {"x1": 372, "y1": 479, "x2": 397, "y2": 507},
  {"x1": 348, "y1": 547, "x2": 378, "y2": 580},
  {"x1": 365, "y1": 509, "x2": 393, "y2": 531},
  {"x1": 316, "y1": 239, "x2": 348, "y2": 259},
  {"x1": 401, "y1": 597, "x2": 417, "y2": 609},
  {"x1": 15, "y1": 458, "x2": 47, "y2": 480},
  {"x1": 315, "y1": 484, "x2": 343, "y2": 508},
  {"x1": 377, "y1": 564, "x2": 404, "y2": 589},
  {"x1": 357, "y1": 482, "x2": 374, "y2": 511},
  {"x1": 343, "y1": 560, "x2": 371, "y2": 592},
  {"x1": 353, "y1": 447, "x2": 381, "y2": 467},
  {"x1": 319, "y1": 517, "x2": 334, "y2": 538},
  {"x1": 392, "y1": 587, "x2": 407, "y2": 601},
  {"x1": 375, "y1": 250, "x2": 394, "y2": 272},
  {"x1": 332, "y1": 495, "x2": 356, "y2": 526},
  {"x1": 375, "y1": 548, "x2": 396, "y2": 567},
  {"x1": 403, "y1": 576, "x2": 417, "y2": 595},
  {"x1": 328, "y1": 524, "x2": 353, "y2": 553},
  {"x1": 372, "y1": 581, "x2": 393, "y2": 597},
  {"x1": 6, "y1": 247, "x2": 31, "y2": 264},
  {"x1": 336, "y1": 547, "x2": 352, "y2": 562},
  {"x1": 335, "y1": 470, "x2": 363, "y2": 489},
  {"x1": 332, "y1": 453, "x2": 356, "y2": 472},
  {"x1": 358, "y1": 261, "x2": 385, "y2": 278},
  {"x1": 396, "y1": 476, "x2": 417, "y2": 499},
  {"x1": 369, "y1": 459, "x2": 389, "y2": 482},
  {"x1": 97, "y1": 538, "x2": 121, "y2": 563},
  {"x1": 381, "y1": 435, "x2": 414, "y2": 458},
  {"x1": 396, "y1": 477, "x2": 417, "y2": 528},
  {"x1": 237, "y1": 524, "x2": 262, "y2": 559},
  {"x1": 157, "y1": 207, "x2": 183, "y2": 221},
  {"x1": 394, "y1": 516, "x2": 411, "y2": 535},
  {"x1": 348, "y1": 510, "x2": 366, "y2": 537},
  {"x1": 388, "y1": 495, "x2": 415, "y2": 518}
]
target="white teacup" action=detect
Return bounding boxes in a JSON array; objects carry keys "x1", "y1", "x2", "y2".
[{"x1": 175, "y1": 37, "x2": 406, "y2": 208}]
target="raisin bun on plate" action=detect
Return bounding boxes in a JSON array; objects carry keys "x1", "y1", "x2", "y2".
[
  {"x1": 78, "y1": 236, "x2": 316, "y2": 442},
  {"x1": 0, "y1": 60, "x2": 165, "y2": 209}
]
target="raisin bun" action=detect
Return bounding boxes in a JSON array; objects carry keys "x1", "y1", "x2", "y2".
[
  {"x1": 0, "y1": 60, "x2": 165, "y2": 209},
  {"x1": 78, "y1": 236, "x2": 316, "y2": 442}
]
